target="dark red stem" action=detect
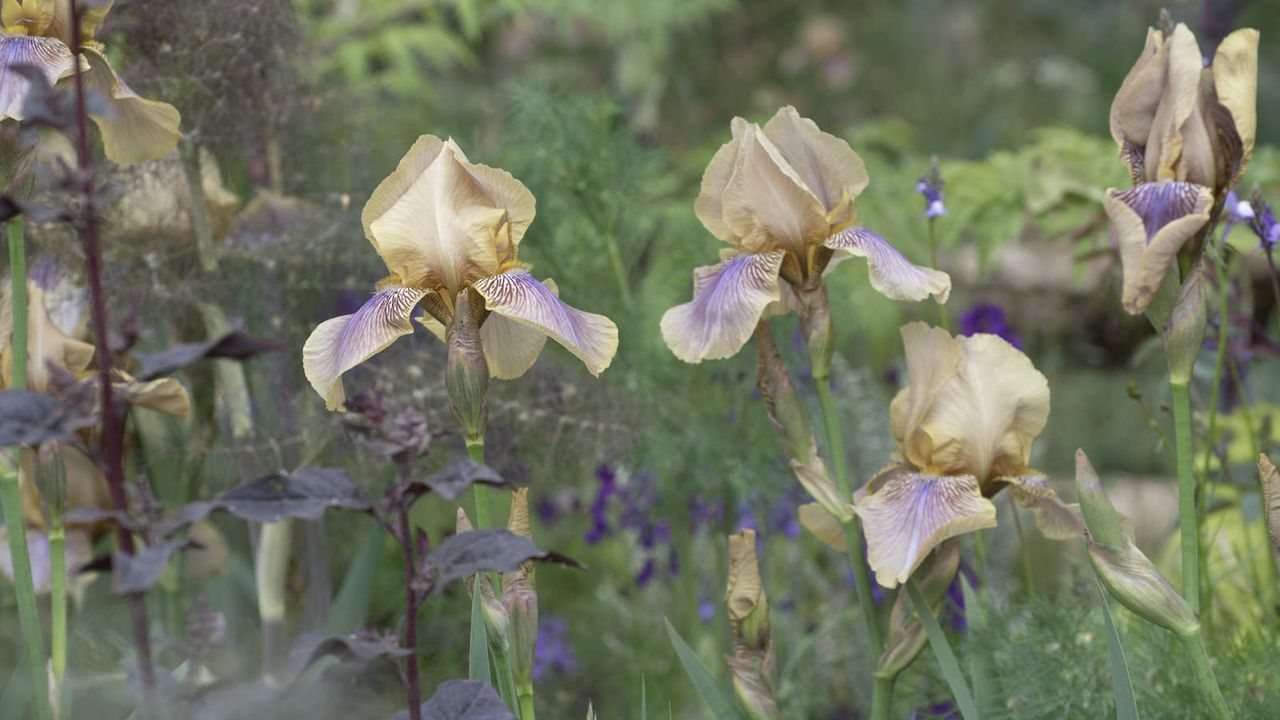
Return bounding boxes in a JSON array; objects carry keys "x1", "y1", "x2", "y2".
[
  {"x1": 68, "y1": 0, "x2": 155, "y2": 697},
  {"x1": 398, "y1": 483, "x2": 423, "y2": 720}
]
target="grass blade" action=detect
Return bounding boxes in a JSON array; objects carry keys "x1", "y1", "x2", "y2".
[
  {"x1": 469, "y1": 589, "x2": 491, "y2": 683},
  {"x1": 641, "y1": 675, "x2": 647, "y2": 720},
  {"x1": 959, "y1": 574, "x2": 992, "y2": 715},
  {"x1": 905, "y1": 578, "x2": 979, "y2": 720},
  {"x1": 1098, "y1": 581, "x2": 1139, "y2": 720},
  {"x1": 663, "y1": 618, "x2": 745, "y2": 720}
]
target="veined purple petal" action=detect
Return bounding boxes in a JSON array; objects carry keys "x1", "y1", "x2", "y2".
[
  {"x1": 1112, "y1": 181, "x2": 1207, "y2": 244},
  {"x1": 1104, "y1": 181, "x2": 1212, "y2": 314},
  {"x1": 660, "y1": 250, "x2": 785, "y2": 363},
  {"x1": 472, "y1": 270, "x2": 617, "y2": 376},
  {"x1": 0, "y1": 35, "x2": 74, "y2": 120},
  {"x1": 825, "y1": 226, "x2": 951, "y2": 303},
  {"x1": 302, "y1": 286, "x2": 427, "y2": 410}
]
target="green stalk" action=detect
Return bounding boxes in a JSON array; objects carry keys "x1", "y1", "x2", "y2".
[
  {"x1": 49, "y1": 522, "x2": 67, "y2": 703},
  {"x1": 1199, "y1": 251, "x2": 1229, "y2": 487},
  {"x1": 602, "y1": 221, "x2": 632, "y2": 309},
  {"x1": 812, "y1": 376, "x2": 883, "y2": 656},
  {"x1": 466, "y1": 439, "x2": 521, "y2": 716},
  {"x1": 518, "y1": 691, "x2": 536, "y2": 720},
  {"x1": 905, "y1": 578, "x2": 978, "y2": 720},
  {"x1": 1170, "y1": 381, "x2": 1199, "y2": 616},
  {"x1": 256, "y1": 520, "x2": 293, "y2": 684},
  {"x1": 927, "y1": 219, "x2": 949, "y2": 331},
  {"x1": 870, "y1": 673, "x2": 895, "y2": 720},
  {"x1": 3, "y1": 218, "x2": 51, "y2": 720},
  {"x1": 1010, "y1": 503, "x2": 1035, "y2": 596},
  {"x1": 1177, "y1": 630, "x2": 1231, "y2": 719}
]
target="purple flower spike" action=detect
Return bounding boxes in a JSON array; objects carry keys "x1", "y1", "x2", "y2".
[
  {"x1": 532, "y1": 618, "x2": 577, "y2": 681},
  {"x1": 959, "y1": 302, "x2": 1023, "y2": 349},
  {"x1": 916, "y1": 167, "x2": 948, "y2": 219},
  {"x1": 1246, "y1": 191, "x2": 1278, "y2": 253}
]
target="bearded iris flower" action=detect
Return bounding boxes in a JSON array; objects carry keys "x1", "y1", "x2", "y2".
[
  {"x1": 302, "y1": 135, "x2": 618, "y2": 411},
  {"x1": 0, "y1": 0, "x2": 180, "y2": 165},
  {"x1": 661, "y1": 106, "x2": 949, "y2": 363},
  {"x1": 851, "y1": 322, "x2": 1079, "y2": 588},
  {"x1": 1104, "y1": 22, "x2": 1257, "y2": 315}
]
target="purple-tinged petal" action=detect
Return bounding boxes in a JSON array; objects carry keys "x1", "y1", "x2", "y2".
[
  {"x1": 854, "y1": 470, "x2": 995, "y2": 588},
  {"x1": 472, "y1": 270, "x2": 617, "y2": 376},
  {"x1": 302, "y1": 286, "x2": 427, "y2": 410},
  {"x1": 999, "y1": 473, "x2": 1085, "y2": 541},
  {"x1": 0, "y1": 35, "x2": 74, "y2": 120},
  {"x1": 661, "y1": 250, "x2": 785, "y2": 363},
  {"x1": 1104, "y1": 180, "x2": 1212, "y2": 315},
  {"x1": 824, "y1": 226, "x2": 951, "y2": 303}
]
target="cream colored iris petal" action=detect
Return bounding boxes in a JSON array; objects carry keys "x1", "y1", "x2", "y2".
[
  {"x1": 480, "y1": 295, "x2": 551, "y2": 380},
  {"x1": 302, "y1": 285, "x2": 427, "y2": 410},
  {"x1": 362, "y1": 134, "x2": 447, "y2": 243},
  {"x1": 760, "y1": 106, "x2": 869, "y2": 213},
  {"x1": 1104, "y1": 181, "x2": 1212, "y2": 315},
  {"x1": 915, "y1": 333, "x2": 1050, "y2": 483},
  {"x1": 1000, "y1": 474, "x2": 1085, "y2": 540},
  {"x1": 416, "y1": 312, "x2": 446, "y2": 343},
  {"x1": 472, "y1": 270, "x2": 617, "y2": 376},
  {"x1": 720, "y1": 124, "x2": 828, "y2": 255},
  {"x1": 47, "y1": 0, "x2": 112, "y2": 46},
  {"x1": 0, "y1": 35, "x2": 74, "y2": 120},
  {"x1": 456, "y1": 153, "x2": 536, "y2": 254},
  {"x1": 799, "y1": 502, "x2": 847, "y2": 551},
  {"x1": 1110, "y1": 28, "x2": 1166, "y2": 153},
  {"x1": 1212, "y1": 28, "x2": 1259, "y2": 186},
  {"x1": 81, "y1": 48, "x2": 180, "y2": 165},
  {"x1": 889, "y1": 322, "x2": 963, "y2": 469},
  {"x1": 825, "y1": 226, "x2": 951, "y2": 303},
  {"x1": 368, "y1": 143, "x2": 504, "y2": 295},
  {"x1": 1144, "y1": 24, "x2": 1203, "y2": 180},
  {"x1": 693, "y1": 124, "x2": 745, "y2": 243},
  {"x1": 118, "y1": 377, "x2": 191, "y2": 418},
  {"x1": 854, "y1": 471, "x2": 996, "y2": 588},
  {"x1": 17, "y1": 443, "x2": 109, "y2": 531},
  {"x1": 660, "y1": 250, "x2": 785, "y2": 364}
]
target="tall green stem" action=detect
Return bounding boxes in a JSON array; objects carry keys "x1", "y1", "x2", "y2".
[
  {"x1": 906, "y1": 578, "x2": 978, "y2": 720},
  {"x1": 870, "y1": 673, "x2": 895, "y2": 720},
  {"x1": 1177, "y1": 630, "x2": 1231, "y2": 719},
  {"x1": 3, "y1": 218, "x2": 51, "y2": 720},
  {"x1": 518, "y1": 691, "x2": 536, "y2": 720},
  {"x1": 1010, "y1": 503, "x2": 1035, "y2": 596},
  {"x1": 927, "y1": 219, "x2": 949, "y2": 331},
  {"x1": 50, "y1": 523, "x2": 67, "y2": 705},
  {"x1": 1170, "y1": 381, "x2": 1199, "y2": 615},
  {"x1": 813, "y1": 376, "x2": 883, "y2": 656}
]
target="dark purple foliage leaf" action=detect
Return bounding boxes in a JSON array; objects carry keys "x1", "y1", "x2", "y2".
[
  {"x1": 420, "y1": 460, "x2": 506, "y2": 502},
  {"x1": 133, "y1": 330, "x2": 284, "y2": 381},
  {"x1": 388, "y1": 680, "x2": 513, "y2": 720},
  {"x1": 0, "y1": 390, "x2": 83, "y2": 447},
  {"x1": 419, "y1": 529, "x2": 582, "y2": 595},
  {"x1": 112, "y1": 538, "x2": 192, "y2": 595},
  {"x1": 288, "y1": 633, "x2": 411, "y2": 679},
  {"x1": 215, "y1": 468, "x2": 371, "y2": 522}
]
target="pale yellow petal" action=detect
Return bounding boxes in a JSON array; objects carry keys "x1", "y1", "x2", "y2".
[
  {"x1": 693, "y1": 121, "x2": 745, "y2": 243},
  {"x1": 47, "y1": 0, "x2": 112, "y2": 46},
  {"x1": 362, "y1": 134, "x2": 447, "y2": 242},
  {"x1": 889, "y1": 322, "x2": 963, "y2": 470},
  {"x1": 118, "y1": 376, "x2": 191, "y2": 418},
  {"x1": 799, "y1": 502, "x2": 847, "y2": 551},
  {"x1": 1001, "y1": 473, "x2": 1085, "y2": 540},
  {"x1": 480, "y1": 299, "x2": 549, "y2": 380},
  {"x1": 81, "y1": 48, "x2": 180, "y2": 165},
  {"x1": 1104, "y1": 181, "x2": 1212, "y2": 315},
  {"x1": 1212, "y1": 28, "x2": 1259, "y2": 186},
  {"x1": 1145, "y1": 24, "x2": 1203, "y2": 181},
  {"x1": 720, "y1": 124, "x2": 828, "y2": 255},
  {"x1": 761, "y1": 106, "x2": 868, "y2": 213},
  {"x1": 660, "y1": 251, "x2": 784, "y2": 363},
  {"x1": 1110, "y1": 28, "x2": 1166, "y2": 163}
]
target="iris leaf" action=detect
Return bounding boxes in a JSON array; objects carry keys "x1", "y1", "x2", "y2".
[
  {"x1": 905, "y1": 578, "x2": 979, "y2": 720},
  {"x1": 663, "y1": 618, "x2": 745, "y2": 720},
  {"x1": 1098, "y1": 581, "x2": 1140, "y2": 720}
]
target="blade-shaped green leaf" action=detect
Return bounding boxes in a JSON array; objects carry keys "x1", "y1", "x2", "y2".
[
  {"x1": 469, "y1": 590, "x2": 491, "y2": 684},
  {"x1": 1098, "y1": 581, "x2": 1140, "y2": 720},
  {"x1": 905, "y1": 578, "x2": 979, "y2": 720},
  {"x1": 959, "y1": 574, "x2": 992, "y2": 716},
  {"x1": 663, "y1": 618, "x2": 745, "y2": 720}
]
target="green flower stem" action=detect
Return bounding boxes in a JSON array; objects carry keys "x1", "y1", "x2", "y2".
[
  {"x1": 1009, "y1": 503, "x2": 1035, "y2": 597},
  {"x1": 256, "y1": 519, "x2": 293, "y2": 684},
  {"x1": 870, "y1": 673, "x2": 896, "y2": 720},
  {"x1": 813, "y1": 375, "x2": 883, "y2": 656},
  {"x1": 50, "y1": 522, "x2": 67, "y2": 703},
  {"x1": 602, "y1": 222, "x2": 633, "y2": 309},
  {"x1": 3, "y1": 218, "x2": 51, "y2": 720},
  {"x1": 905, "y1": 578, "x2": 978, "y2": 720},
  {"x1": 1177, "y1": 629, "x2": 1231, "y2": 720},
  {"x1": 1199, "y1": 250, "x2": 1229, "y2": 486},
  {"x1": 466, "y1": 439, "x2": 522, "y2": 716},
  {"x1": 518, "y1": 690, "x2": 536, "y2": 720},
  {"x1": 1170, "y1": 380, "x2": 1200, "y2": 616},
  {"x1": 927, "y1": 219, "x2": 949, "y2": 331}
]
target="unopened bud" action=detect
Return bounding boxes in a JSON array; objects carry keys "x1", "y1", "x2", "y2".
[
  {"x1": 502, "y1": 488, "x2": 538, "y2": 693},
  {"x1": 727, "y1": 648, "x2": 779, "y2": 720},
  {"x1": 1258, "y1": 455, "x2": 1279, "y2": 563},
  {"x1": 795, "y1": 285, "x2": 833, "y2": 381},
  {"x1": 1163, "y1": 265, "x2": 1207, "y2": 386},
  {"x1": 456, "y1": 508, "x2": 509, "y2": 648},
  {"x1": 877, "y1": 540, "x2": 959, "y2": 678},
  {"x1": 1088, "y1": 542, "x2": 1199, "y2": 636},
  {"x1": 446, "y1": 289, "x2": 489, "y2": 445},
  {"x1": 1074, "y1": 450, "x2": 1128, "y2": 549},
  {"x1": 726, "y1": 529, "x2": 769, "y2": 652},
  {"x1": 755, "y1": 323, "x2": 815, "y2": 463}
]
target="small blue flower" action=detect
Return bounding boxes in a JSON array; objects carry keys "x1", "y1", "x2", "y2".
[
  {"x1": 1246, "y1": 193, "x2": 1278, "y2": 253},
  {"x1": 916, "y1": 169, "x2": 947, "y2": 219},
  {"x1": 698, "y1": 597, "x2": 715, "y2": 623}
]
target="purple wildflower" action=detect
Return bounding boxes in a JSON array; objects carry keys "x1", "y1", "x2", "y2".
[
  {"x1": 942, "y1": 561, "x2": 979, "y2": 632},
  {"x1": 959, "y1": 302, "x2": 1024, "y2": 349},
  {"x1": 916, "y1": 166, "x2": 947, "y2": 219},
  {"x1": 583, "y1": 464, "x2": 618, "y2": 545},
  {"x1": 698, "y1": 597, "x2": 716, "y2": 623},
  {"x1": 532, "y1": 618, "x2": 577, "y2": 681},
  {"x1": 1246, "y1": 191, "x2": 1279, "y2": 252},
  {"x1": 634, "y1": 557, "x2": 656, "y2": 587}
]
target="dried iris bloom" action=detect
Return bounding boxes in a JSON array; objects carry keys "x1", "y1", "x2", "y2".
[
  {"x1": 662, "y1": 106, "x2": 949, "y2": 363},
  {"x1": 1104, "y1": 22, "x2": 1257, "y2": 314},
  {"x1": 302, "y1": 135, "x2": 618, "y2": 410},
  {"x1": 0, "y1": 0, "x2": 180, "y2": 164},
  {"x1": 852, "y1": 323, "x2": 1080, "y2": 587}
]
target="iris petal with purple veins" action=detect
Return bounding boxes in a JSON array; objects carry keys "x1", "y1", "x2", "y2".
[
  {"x1": 824, "y1": 227, "x2": 951, "y2": 302},
  {"x1": 0, "y1": 35, "x2": 74, "y2": 120},
  {"x1": 1113, "y1": 181, "x2": 1205, "y2": 244},
  {"x1": 660, "y1": 250, "x2": 786, "y2": 363}
]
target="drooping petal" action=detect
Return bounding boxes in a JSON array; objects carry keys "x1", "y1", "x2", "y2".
[
  {"x1": 999, "y1": 473, "x2": 1085, "y2": 541},
  {"x1": 824, "y1": 227, "x2": 951, "y2": 303},
  {"x1": 0, "y1": 34, "x2": 74, "y2": 120},
  {"x1": 472, "y1": 270, "x2": 617, "y2": 376},
  {"x1": 904, "y1": 332, "x2": 1050, "y2": 484},
  {"x1": 81, "y1": 47, "x2": 180, "y2": 165},
  {"x1": 720, "y1": 124, "x2": 828, "y2": 255},
  {"x1": 16, "y1": 443, "x2": 110, "y2": 531},
  {"x1": 854, "y1": 470, "x2": 996, "y2": 588},
  {"x1": 799, "y1": 502, "x2": 848, "y2": 551},
  {"x1": 693, "y1": 117, "x2": 748, "y2": 243},
  {"x1": 479, "y1": 282, "x2": 554, "y2": 380},
  {"x1": 1212, "y1": 28, "x2": 1259, "y2": 187},
  {"x1": 302, "y1": 286, "x2": 427, "y2": 410},
  {"x1": 1104, "y1": 181, "x2": 1212, "y2": 315},
  {"x1": 1143, "y1": 24, "x2": 1204, "y2": 181},
  {"x1": 660, "y1": 250, "x2": 784, "y2": 363},
  {"x1": 889, "y1": 322, "x2": 963, "y2": 469},
  {"x1": 367, "y1": 140, "x2": 507, "y2": 296},
  {"x1": 761, "y1": 106, "x2": 868, "y2": 215},
  {"x1": 114, "y1": 375, "x2": 191, "y2": 418}
]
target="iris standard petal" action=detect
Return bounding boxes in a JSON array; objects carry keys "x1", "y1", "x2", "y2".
[
  {"x1": 47, "y1": 0, "x2": 113, "y2": 47},
  {"x1": 456, "y1": 156, "x2": 536, "y2": 263},
  {"x1": 82, "y1": 47, "x2": 180, "y2": 165},
  {"x1": 367, "y1": 141, "x2": 505, "y2": 296},
  {"x1": 720, "y1": 124, "x2": 828, "y2": 255},
  {"x1": 693, "y1": 118, "x2": 747, "y2": 243},
  {"x1": 1143, "y1": 24, "x2": 1203, "y2": 181},
  {"x1": 0, "y1": 34, "x2": 73, "y2": 120},
  {"x1": 824, "y1": 227, "x2": 951, "y2": 303},
  {"x1": 999, "y1": 473, "x2": 1085, "y2": 540},
  {"x1": 854, "y1": 470, "x2": 996, "y2": 588},
  {"x1": 889, "y1": 322, "x2": 963, "y2": 469},
  {"x1": 302, "y1": 285, "x2": 427, "y2": 410},
  {"x1": 1104, "y1": 180, "x2": 1212, "y2": 315},
  {"x1": 362, "y1": 134, "x2": 447, "y2": 242},
  {"x1": 760, "y1": 106, "x2": 868, "y2": 214},
  {"x1": 1110, "y1": 27, "x2": 1166, "y2": 159},
  {"x1": 1212, "y1": 28, "x2": 1259, "y2": 187},
  {"x1": 660, "y1": 250, "x2": 785, "y2": 363},
  {"x1": 472, "y1": 270, "x2": 617, "y2": 376}
]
